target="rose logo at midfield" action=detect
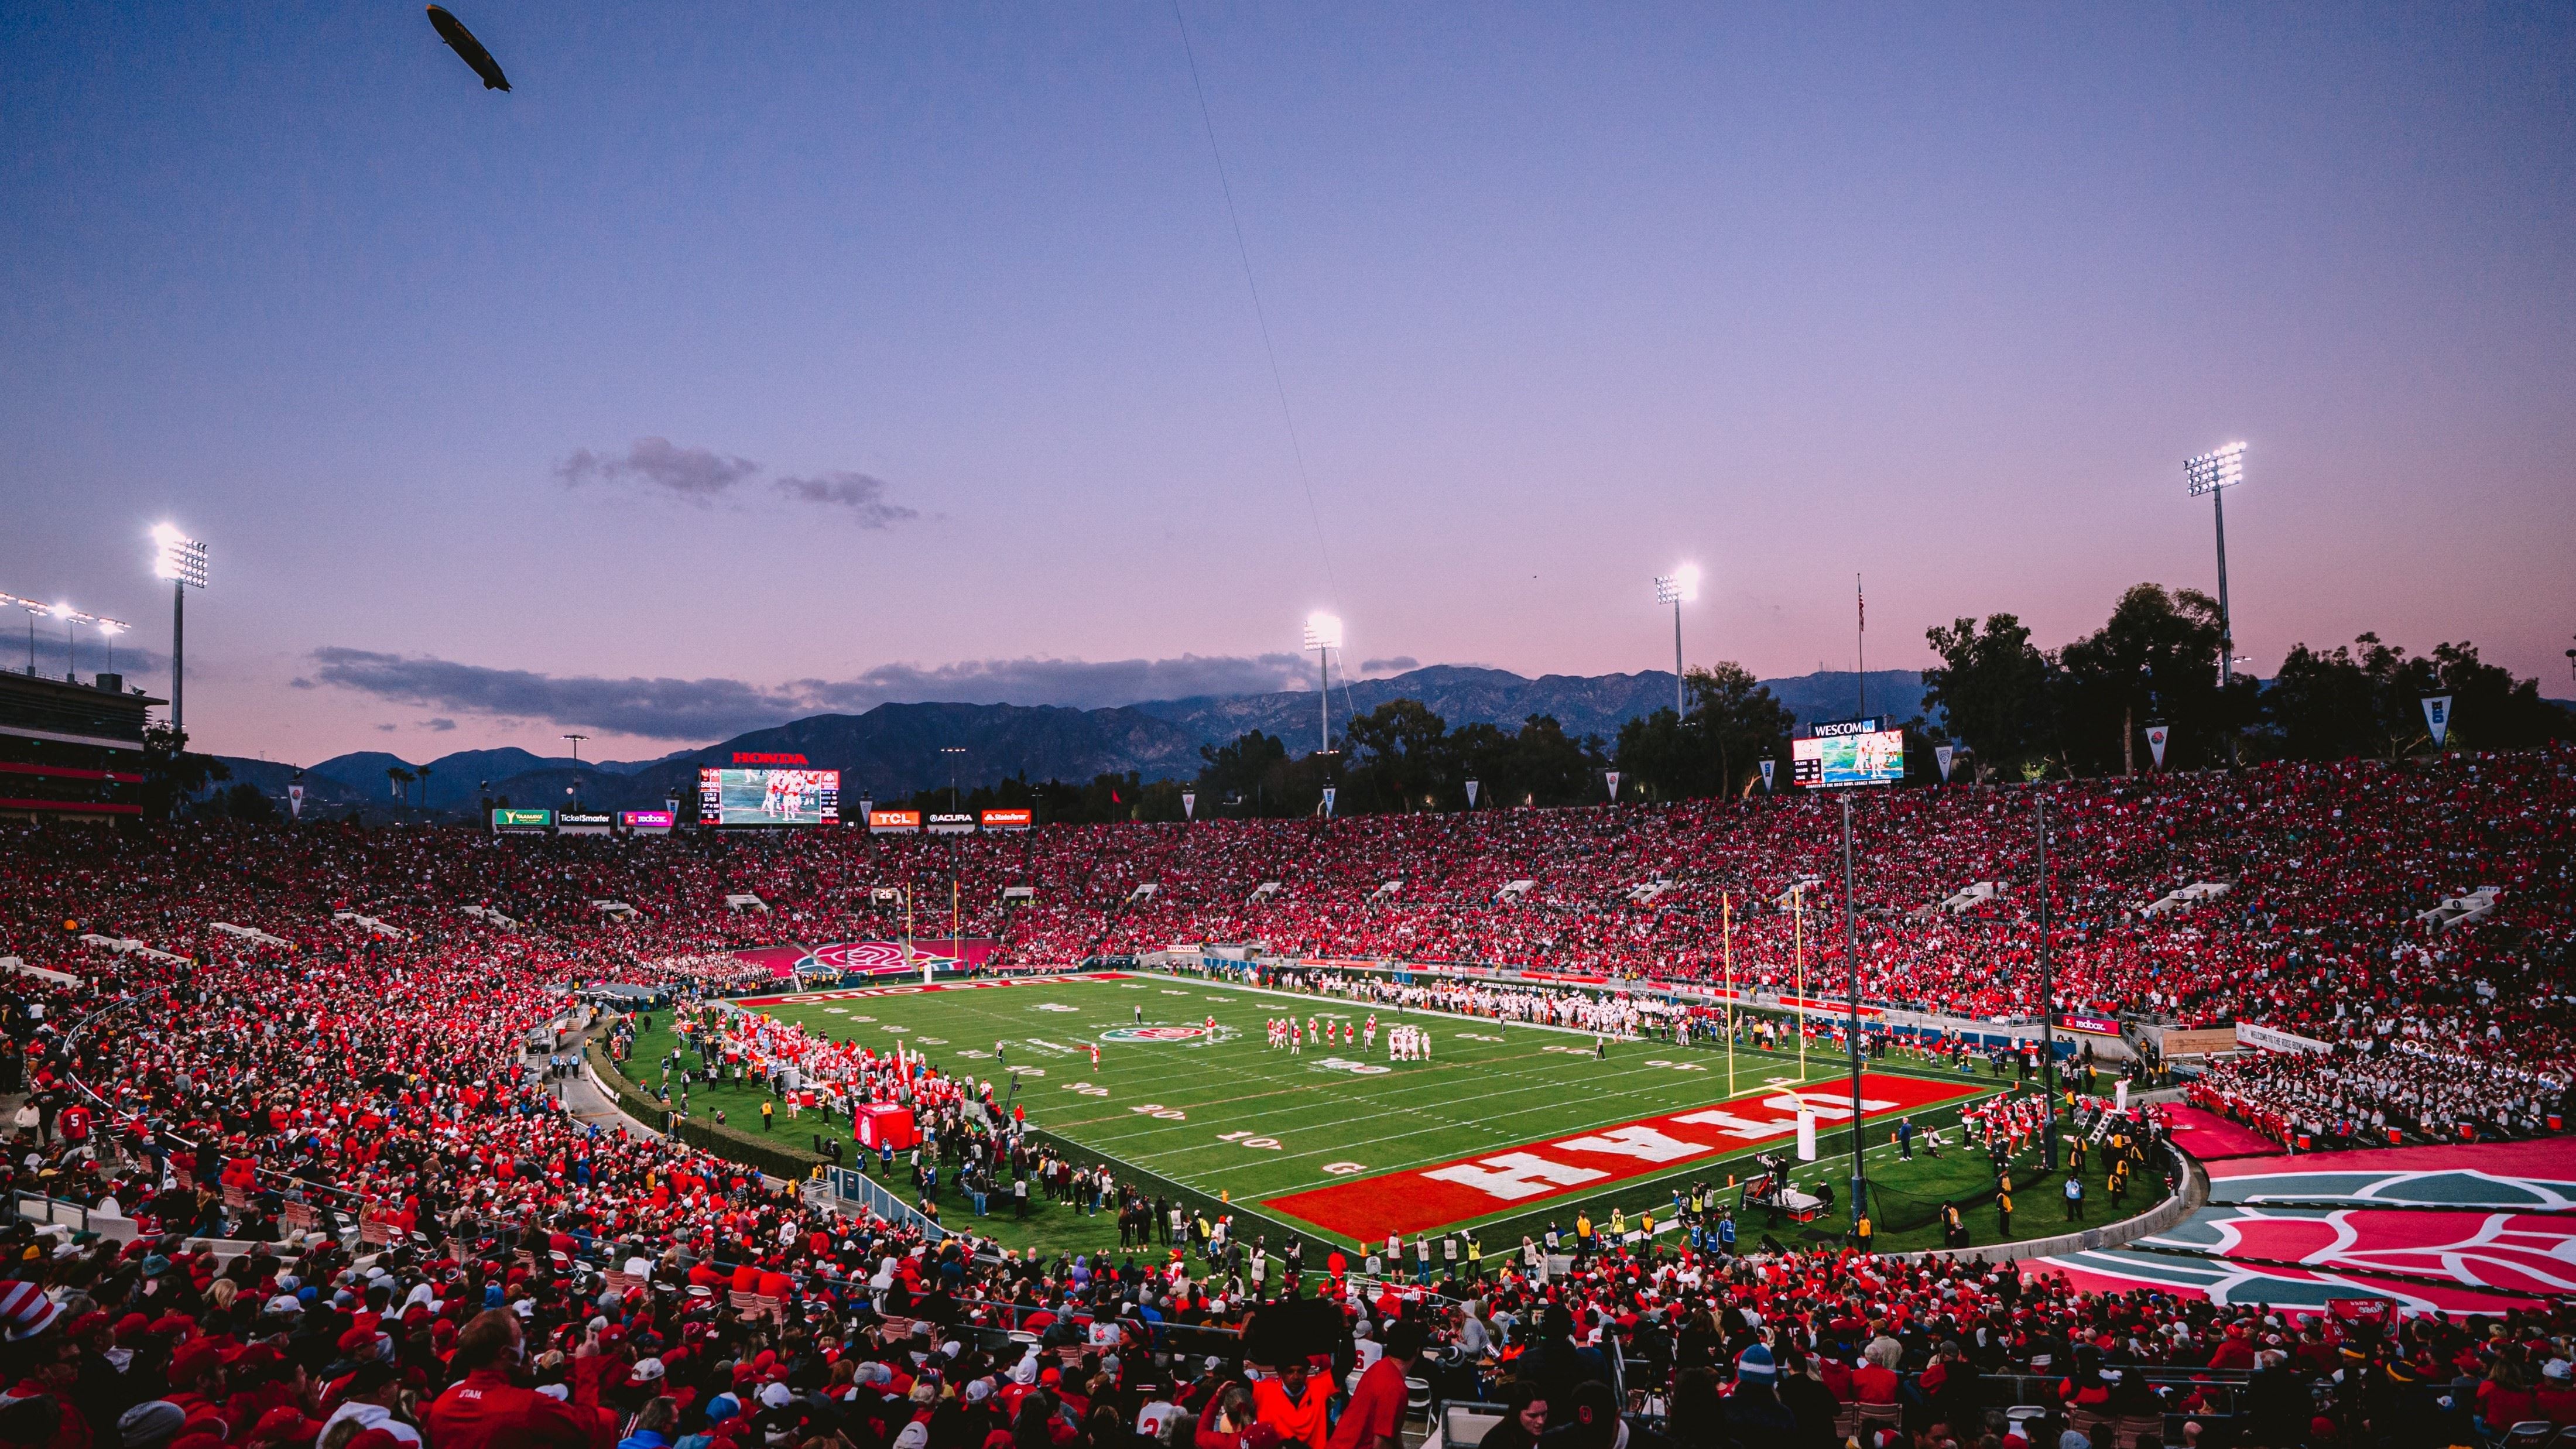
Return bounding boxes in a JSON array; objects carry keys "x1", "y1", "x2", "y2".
[{"x1": 1098, "y1": 1024, "x2": 1234, "y2": 1045}]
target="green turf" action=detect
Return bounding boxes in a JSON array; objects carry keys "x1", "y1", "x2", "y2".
[{"x1": 616, "y1": 972, "x2": 2145, "y2": 1259}]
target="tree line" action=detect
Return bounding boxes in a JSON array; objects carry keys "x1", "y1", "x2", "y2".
[
  {"x1": 134, "y1": 595, "x2": 2574, "y2": 823},
  {"x1": 1925, "y1": 583, "x2": 2570, "y2": 782}
]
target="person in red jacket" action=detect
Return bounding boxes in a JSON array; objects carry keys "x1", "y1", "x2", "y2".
[{"x1": 423, "y1": 1311, "x2": 613, "y2": 1449}]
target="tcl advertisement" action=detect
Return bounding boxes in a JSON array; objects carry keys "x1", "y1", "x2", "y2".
[
  {"x1": 867, "y1": 809, "x2": 921, "y2": 835},
  {"x1": 696, "y1": 768, "x2": 840, "y2": 826},
  {"x1": 980, "y1": 808, "x2": 1033, "y2": 831}
]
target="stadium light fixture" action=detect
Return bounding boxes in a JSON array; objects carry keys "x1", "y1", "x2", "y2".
[
  {"x1": 0, "y1": 591, "x2": 132, "y2": 684},
  {"x1": 1653, "y1": 565, "x2": 1700, "y2": 717},
  {"x1": 1301, "y1": 612, "x2": 1344, "y2": 756},
  {"x1": 2182, "y1": 443, "x2": 2246, "y2": 765},
  {"x1": 150, "y1": 523, "x2": 208, "y2": 738}
]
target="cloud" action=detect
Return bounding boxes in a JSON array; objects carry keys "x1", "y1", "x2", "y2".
[
  {"x1": 306, "y1": 647, "x2": 1315, "y2": 741},
  {"x1": 554, "y1": 440, "x2": 917, "y2": 527},
  {"x1": 375, "y1": 723, "x2": 398, "y2": 732},
  {"x1": 424, "y1": 717, "x2": 458, "y2": 732},
  {"x1": 773, "y1": 472, "x2": 919, "y2": 529},
  {"x1": 7, "y1": 636, "x2": 169, "y2": 679},
  {"x1": 556, "y1": 437, "x2": 758, "y2": 501},
  {"x1": 1360, "y1": 656, "x2": 1419, "y2": 674}
]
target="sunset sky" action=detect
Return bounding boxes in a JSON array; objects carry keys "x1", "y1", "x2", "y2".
[{"x1": 4, "y1": 4, "x2": 2570, "y2": 763}]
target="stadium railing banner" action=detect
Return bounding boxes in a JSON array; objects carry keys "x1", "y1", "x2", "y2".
[
  {"x1": 2235, "y1": 1022, "x2": 2332, "y2": 1054},
  {"x1": 2160, "y1": 1025, "x2": 2242, "y2": 1057},
  {"x1": 2058, "y1": 1012, "x2": 2123, "y2": 1036}
]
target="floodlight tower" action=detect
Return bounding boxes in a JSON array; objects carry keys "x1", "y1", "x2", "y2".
[
  {"x1": 1302, "y1": 612, "x2": 1344, "y2": 756},
  {"x1": 1653, "y1": 566, "x2": 1700, "y2": 718},
  {"x1": 2183, "y1": 443, "x2": 2247, "y2": 685},
  {"x1": 2184, "y1": 443, "x2": 2246, "y2": 766},
  {"x1": 150, "y1": 525, "x2": 208, "y2": 737}
]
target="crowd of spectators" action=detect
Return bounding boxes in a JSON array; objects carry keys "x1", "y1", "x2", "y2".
[{"x1": 0, "y1": 747, "x2": 2563, "y2": 1443}]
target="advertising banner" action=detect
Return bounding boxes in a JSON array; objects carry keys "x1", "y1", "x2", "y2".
[
  {"x1": 2058, "y1": 1012, "x2": 2123, "y2": 1037},
  {"x1": 621, "y1": 810, "x2": 676, "y2": 833},
  {"x1": 868, "y1": 809, "x2": 921, "y2": 835},
  {"x1": 927, "y1": 812, "x2": 975, "y2": 835},
  {"x1": 490, "y1": 808, "x2": 552, "y2": 835},
  {"x1": 2236, "y1": 1021, "x2": 2332, "y2": 1055},
  {"x1": 979, "y1": 807, "x2": 1033, "y2": 831},
  {"x1": 557, "y1": 811, "x2": 613, "y2": 835},
  {"x1": 2160, "y1": 1025, "x2": 2242, "y2": 1057}
]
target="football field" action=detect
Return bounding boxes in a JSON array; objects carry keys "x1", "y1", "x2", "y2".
[{"x1": 728, "y1": 971, "x2": 2003, "y2": 1250}]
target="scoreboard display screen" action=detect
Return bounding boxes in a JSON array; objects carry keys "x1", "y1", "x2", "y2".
[
  {"x1": 697, "y1": 768, "x2": 840, "y2": 825},
  {"x1": 1791, "y1": 721, "x2": 1906, "y2": 789}
]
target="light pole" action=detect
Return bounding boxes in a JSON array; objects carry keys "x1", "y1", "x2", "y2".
[
  {"x1": 2037, "y1": 793, "x2": 2057, "y2": 1172},
  {"x1": 940, "y1": 746, "x2": 967, "y2": 813},
  {"x1": 1653, "y1": 565, "x2": 1699, "y2": 718},
  {"x1": 151, "y1": 525, "x2": 208, "y2": 739},
  {"x1": 563, "y1": 734, "x2": 588, "y2": 811},
  {"x1": 1842, "y1": 792, "x2": 1866, "y2": 1231},
  {"x1": 2184, "y1": 443, "x2": 2246, "y2": 764},
  {"x1": 1302, "y1": 612, "x2": 1343, "y2": 756}
]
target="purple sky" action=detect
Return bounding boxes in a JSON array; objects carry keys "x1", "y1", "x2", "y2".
[{"x1": 4, "y1": 4, "x2": 2571, "y2": 763}]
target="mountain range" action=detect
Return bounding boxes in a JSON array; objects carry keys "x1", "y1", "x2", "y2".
[{"x1": 235, "y1": 666, "x2": 1927, "y2": 818}]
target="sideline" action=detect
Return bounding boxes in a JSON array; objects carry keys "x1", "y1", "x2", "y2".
[{"x1": 1895, "y1": 1143, "x2": 2207, "y2": 1265}]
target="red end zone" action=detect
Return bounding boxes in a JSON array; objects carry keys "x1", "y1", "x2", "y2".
[
  {"x1": 734, "y1": 972, "x2": 1127, "y2": 1009},
  {"x1": 1263, "y1": 1071, "x2": 1984, "y2": 1241}
]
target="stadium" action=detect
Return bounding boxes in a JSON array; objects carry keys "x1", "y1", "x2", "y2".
[{"x1": 6, "y1": 8, "x2": 2575, "y2": 1449}]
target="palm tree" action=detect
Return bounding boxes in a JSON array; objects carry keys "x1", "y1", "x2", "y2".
[
  {"x1": 416, "y1": 763, "x2": 433, "y2": 813},
  {"x1": 388, "y1": 766, "x2": 414, "y2": 810}
]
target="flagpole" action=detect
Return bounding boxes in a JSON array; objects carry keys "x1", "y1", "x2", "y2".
[{"x1": 1722, "y1": 894, "x2": 1734, "y2": 1098}]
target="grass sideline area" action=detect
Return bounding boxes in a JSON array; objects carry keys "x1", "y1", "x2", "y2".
[{"x1": 607, "y1": 971, "x2": 2141, "y2": 1259}]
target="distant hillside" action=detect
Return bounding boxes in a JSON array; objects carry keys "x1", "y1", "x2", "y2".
[
  {"x1": 625, "y1": 702, "x2": 1207, "y2": 803},
  {"x1": 287, "y1": 666, "x2": 1927, "y2": 818},
  {"x1": 1137, "y1": 664, "x2": 1928, "y2": 748}
]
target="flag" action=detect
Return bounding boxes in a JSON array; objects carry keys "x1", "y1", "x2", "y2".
[
  {"x1": 2421, "y1": 695, "x2": 2452, "y2": 749},
  {"x1": 1856, "y1": 577, "x2": 1865, "y2": 632}
]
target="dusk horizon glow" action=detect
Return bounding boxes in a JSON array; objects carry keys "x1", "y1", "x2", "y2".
[{"x1": 4, "y1": 4, "x2": 2570, "y2": 764}]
